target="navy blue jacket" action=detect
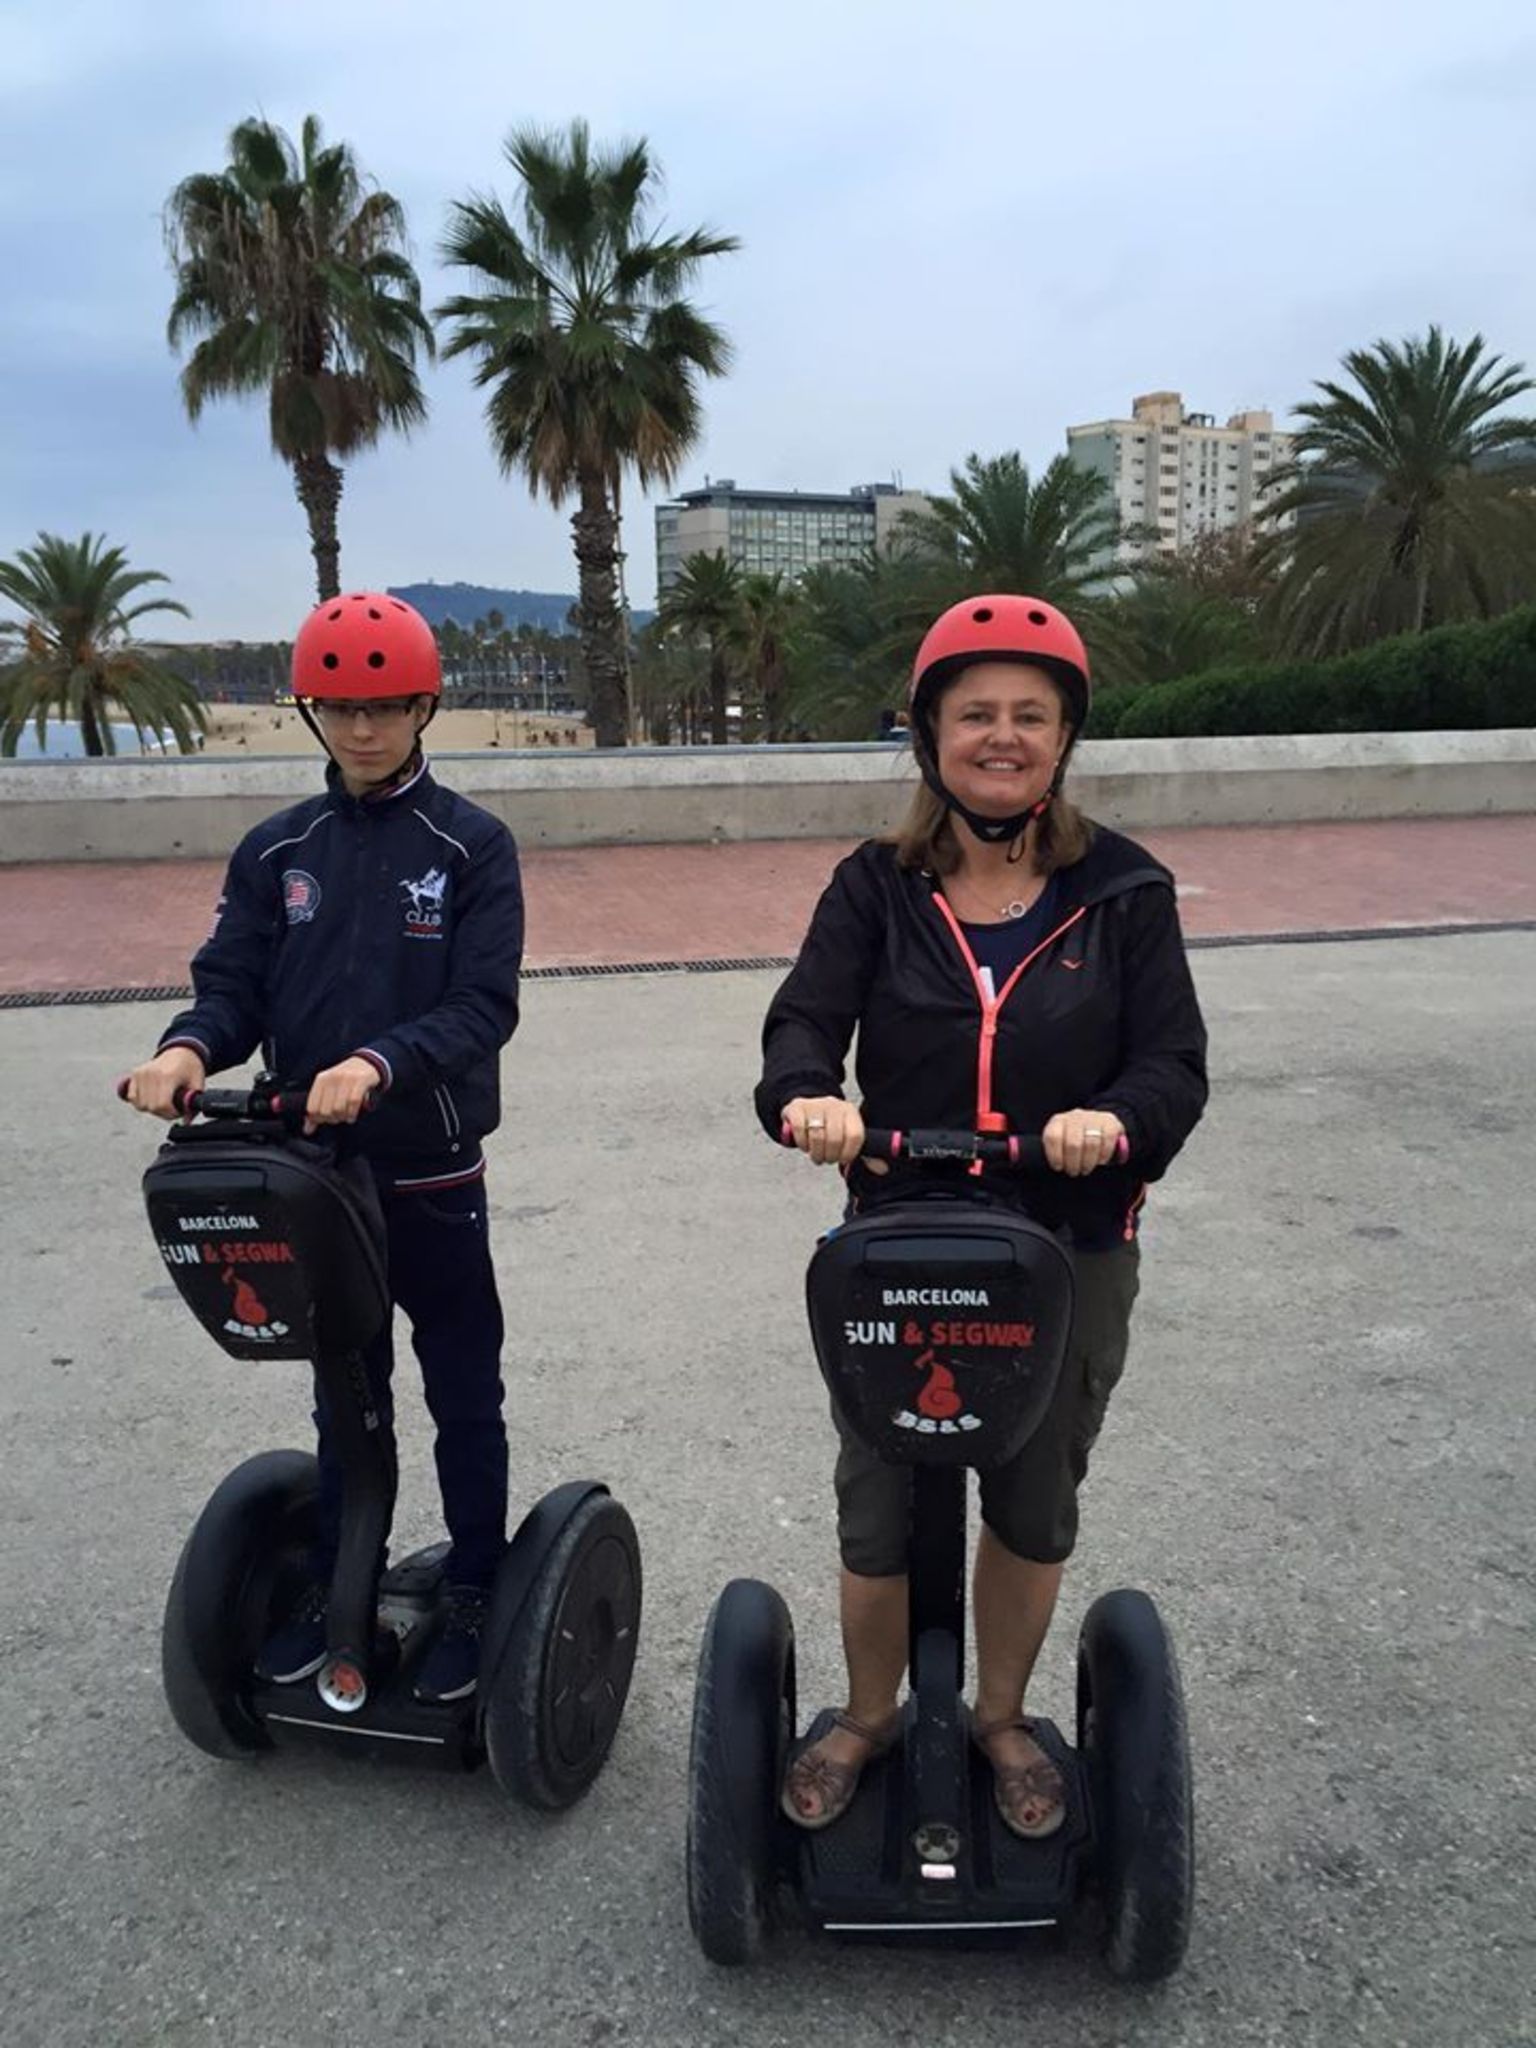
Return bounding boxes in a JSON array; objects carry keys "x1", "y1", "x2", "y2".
[{"x1": 161, "y1": 760, "x2": 523, "y2": 1185}]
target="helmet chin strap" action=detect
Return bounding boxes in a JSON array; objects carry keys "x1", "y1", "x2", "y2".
[{"x1": 915, "y1": 745, "x2": 1064, "y2": 846}]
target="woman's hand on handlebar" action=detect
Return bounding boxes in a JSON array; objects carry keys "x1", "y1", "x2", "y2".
[
  {"x1": 781, "y1": 1096, "x2": 867, "y2": 1168},
  {"x1": 121, "y1": 1046, "x2": 206, "y2": 1120},
  {"x1": 1043, "y1": 1108, "x2": 1127, "y2": 1178},
  {"x1": 304, "y1": 1057, "x2": 380, "y2": 1135}
]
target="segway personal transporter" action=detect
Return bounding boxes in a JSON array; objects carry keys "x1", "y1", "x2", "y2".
[
  {"x1": 686, "y1": 1128, "x2": 1193, "y2": 1977},
  {"x1": 127, "y1": 1079, "x2": 641, "y2": 1808}
]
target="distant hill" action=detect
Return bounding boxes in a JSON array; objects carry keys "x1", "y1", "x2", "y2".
[{"x1": 391, "y1": 581, "x2": 655, "y2": 633}]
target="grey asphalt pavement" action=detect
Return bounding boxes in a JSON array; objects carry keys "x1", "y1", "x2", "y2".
[{"x1": 2, "y1": 933, "x2": 1534, "y2": 2047}]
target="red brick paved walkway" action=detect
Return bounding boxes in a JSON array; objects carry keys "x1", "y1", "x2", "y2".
[{"x1": 3, "y1": 817, "x2": 1535, "y2": 997}]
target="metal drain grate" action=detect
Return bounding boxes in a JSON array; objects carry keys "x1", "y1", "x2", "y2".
[{"x1": 1, "y1": 921, "x2": 1530, "y2": 1011}]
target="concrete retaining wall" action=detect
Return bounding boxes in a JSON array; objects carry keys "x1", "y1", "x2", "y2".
[{"x1": 2, "y1": 730, "x2": 1534, "y2": 863}]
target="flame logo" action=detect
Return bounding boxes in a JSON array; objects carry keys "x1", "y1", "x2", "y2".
[
  {"x1": 913, "y1": 1349, "x2": 963, "y2": 1420},
  {"x1": 222, "y1": 1267, "x2": 270, "y2": 1327}
]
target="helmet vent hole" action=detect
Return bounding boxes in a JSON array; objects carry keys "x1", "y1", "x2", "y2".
[
  {"x1": 367, "y1": 651, "x2": 386, "y2": 670},
  {"x1": 349, "y1": 594, "x2": 366, "y2": 602},
  {"x1": 327, "y1": 608, "x2": 342, "y2": 622},
  {"x1": 389, "y1": 599, "x2": 406, "y2": 611},
  {"x1": 1028, "y1": 608, "x2": 1049, "y2": 625},
  {"x1": 321, "y1": 652, "x2": 340, "y2": 670},
  {"x1": 367, "y1": 606, "x2": 382, "y2": 619},
  {"x1": 972, "y1": 606, "x2": 994, "y2": 623}
]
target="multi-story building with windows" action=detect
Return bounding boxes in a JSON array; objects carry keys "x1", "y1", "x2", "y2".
[
  {"x1": 654, "y1": 479, "x2": 932, "y2": 593},
  {"x1": 1066, "y1": 391, "x2": 1295, "y2": 562}
]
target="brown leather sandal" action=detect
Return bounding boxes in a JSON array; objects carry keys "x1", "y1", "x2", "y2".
[
  {"x1": 972, "y1": 1714, "x2": 1067, "y2": 1839},
  {"x1": 781, "y1": 1709, "x2": 901, "y2": 1831}
]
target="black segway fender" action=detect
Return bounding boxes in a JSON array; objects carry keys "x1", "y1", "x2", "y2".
[
  {"x1": 1077, "y1": 1587, "x2": 1195, "y2": 1982},
  {"x1": 163, "y1": 1448, "x2": 319, "y2": 1759},
  {"x1": 479, "y1": 1482, "x2": 643, "y2": 1809}
]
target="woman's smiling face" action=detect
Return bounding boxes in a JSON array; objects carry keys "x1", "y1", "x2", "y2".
[{"x1": 931, "y1": 661, "x2": 1071, "y2": 819}]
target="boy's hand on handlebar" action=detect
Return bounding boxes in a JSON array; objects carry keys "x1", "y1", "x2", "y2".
[
  {"x1": 782, "y1": 1096, "x2": 867, "y2": 1168},
  {"x1": 121, "y1": 1046, "x2": 206, "y2": 1120},
  {"x1": 304, "y1": 1058, "x2": 379, "y2": 1135},
  {"x1": 1043, "y1": 1108, "x2": 1126, "y2": 1177}
]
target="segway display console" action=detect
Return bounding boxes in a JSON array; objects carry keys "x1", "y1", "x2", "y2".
[
  {"x1": 130, "y1": 1082, "x2": 640, "y2": 1809},
  {"x1": 687, "y1": 1128, "x2": 1193, "y2": 1979}
]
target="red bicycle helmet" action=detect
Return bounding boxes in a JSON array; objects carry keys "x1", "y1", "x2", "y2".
[
  {"x1": 909, "y1": 593, "x2": 1090, "y2": 736},
  {"x1": 292, "y1": 592, "x2": 441, "y2": 701}
]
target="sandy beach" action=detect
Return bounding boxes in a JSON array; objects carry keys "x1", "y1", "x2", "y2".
[{"x1": 196, "y1": 703, "x2": 594, "y2": 756}]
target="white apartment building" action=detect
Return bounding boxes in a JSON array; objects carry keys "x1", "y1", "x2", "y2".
[
  {"x1": 1066, "y1": 391, "x2": 1295, "y2": 560},
  {"x1": 654, "y1": 479, "x2": 932, "y2": 593}
]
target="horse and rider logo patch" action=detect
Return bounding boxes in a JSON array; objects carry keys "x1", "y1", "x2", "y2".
[{"x1": 399, "y1": 865, "x2": 448, "y2": 938}]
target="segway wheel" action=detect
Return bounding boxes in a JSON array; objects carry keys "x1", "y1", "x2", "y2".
[
  {"x1": 1077, "y1": 1587, "x2": 1195, "y2": 1983},
  {"x1": 686, "y1": 1578, "x2": 796, "y2": 1966},
  {"x1": 162, "y1": 1449, "x2": 320, "y2": 1760},
  {"x1": 484, "y1": 1494, "x2": 642, "y2": 1810}
]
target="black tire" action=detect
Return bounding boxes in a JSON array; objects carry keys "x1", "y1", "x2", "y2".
[
  {"x1": 686, "y1": 1579, "x2": 796, "y2": 1966},
  {"x1": 1077, "y1": 1587, "x2": 1195, "y2": 1983},
  {"x1": 484, "y1": 1494, "x2": 642, "y2": 1810},
  {"x1": 162, "y1": 1449, "x2": 319, "y2": 1760}
]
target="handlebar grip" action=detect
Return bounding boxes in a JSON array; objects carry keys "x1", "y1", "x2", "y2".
[{"x1": 780, "y1": 1123, "x2": 1131, "y2": 1169}]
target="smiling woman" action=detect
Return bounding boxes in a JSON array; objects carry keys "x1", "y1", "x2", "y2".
[{"x1": 757, "y1": 588, "x2": 1209, "y2": 1836}]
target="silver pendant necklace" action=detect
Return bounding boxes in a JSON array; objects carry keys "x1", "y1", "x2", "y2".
[{"x1": 954, "y1": 873, "x2": 1042, "y2": 922}]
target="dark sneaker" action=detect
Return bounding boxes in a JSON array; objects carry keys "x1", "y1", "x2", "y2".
[
  {"x1": 254, "y1": 1580, "x2": 328, "y2": 1684},
  {"x1": 413, "y1": 1585, "x2": 490, "y2": 1704}
]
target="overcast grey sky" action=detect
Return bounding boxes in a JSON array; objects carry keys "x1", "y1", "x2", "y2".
[{"x1": 2, "y1": 0, "x2": 1533, "y2": 639}]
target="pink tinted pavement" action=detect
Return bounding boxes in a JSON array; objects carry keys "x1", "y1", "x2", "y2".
[{"x1": 3, "y1": 816, "x2": 1535, "y2": 997}]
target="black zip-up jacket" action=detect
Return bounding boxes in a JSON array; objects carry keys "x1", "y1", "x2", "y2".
[
  {"x1": 160, "y1": 760, "x2": 522, "y2": 1185},
  {"x1": 756, "y1": 828, "x2": 1208, "y2": 1245}
]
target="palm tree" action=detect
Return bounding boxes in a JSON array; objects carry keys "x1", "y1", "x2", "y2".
[
  {"x1": 729, "y1": 573, "x2": 799, "y2": 741},
  {"x1": 897, "y1": 452, "x2": 1127, "y2": 605},
  {"x1": 165, "y1": 115, "x2": 433, "y2": 600},
  {"x1": 631, "y1": 618, "x2": 708, "y2": 745},
  {"x1": 657, "y1": 551, "x2": 742, "y2": 742},
  {"x1": 0, "y1": 533, "x2": 205, "y2": 757},
  {"x1": 784, "y1": 552, "x2": 934, "y2": 740},
  {"x1": 1104, "y1": 575, "x2": 1264, "y2": 689},
  {"x1": 1258, "y1": 328, "x2": 1536, "y2": 655},
  {"x1": 438, "y1": 120, "x2": 738, "y2": 747},
  {"x1": 1103, "y1": 529, "x2": 1275, "y2": 687}
]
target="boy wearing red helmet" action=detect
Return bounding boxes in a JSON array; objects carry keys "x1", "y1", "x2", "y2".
[
  {"x1": 759, "y1": 593, "x2": 1208, "y2": 1838},
  {"x1": 123, "y1": 593, "x2": 523, "y2": 1703}
]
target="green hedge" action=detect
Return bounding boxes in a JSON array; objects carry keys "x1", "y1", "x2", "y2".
[{"x1": 1094, "y1": 605, "x2": 1536, "y2": 739}]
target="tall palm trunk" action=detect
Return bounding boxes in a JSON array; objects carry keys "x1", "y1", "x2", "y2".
[
  {"x1": 293, "y1": 453, "x2": 344, "y2": 602},
  {"x1": 79, "y1": 692, "x2": 107, "y2": 757},
  {"x1": 708, "y1": 639, "x2": 729, "y2": 744},
  {"x1": 572, "y1": 472, "x2": 628, "y2": 747},
  {"x1": 760, "y1": 642, "x2": 786, "y2": 743}
]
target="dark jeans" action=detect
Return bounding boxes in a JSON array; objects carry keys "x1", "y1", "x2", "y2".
[{"x1": 312, "y1": 1175, "x2": 508, "y2": 1590}]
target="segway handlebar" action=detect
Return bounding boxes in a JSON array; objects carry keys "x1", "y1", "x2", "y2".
[
  {"x1": 116, "y1": 1078, "x2": 353, "y2": 1127},
  {"x1": 779, "y1": 1123, "x2": 1129, "y2": 1169}
]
